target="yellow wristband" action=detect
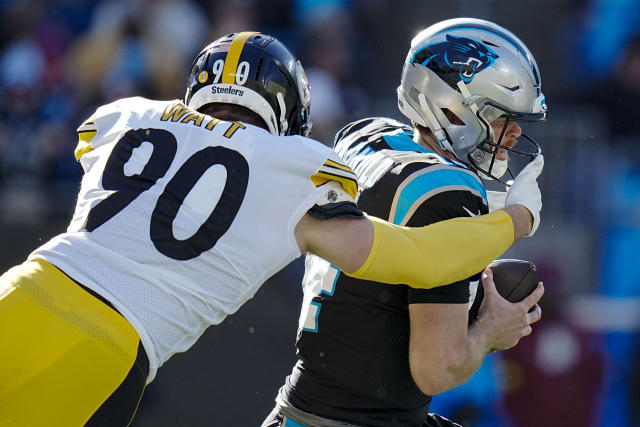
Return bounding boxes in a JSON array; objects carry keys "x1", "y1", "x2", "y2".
[{"x1": 349, "y1": 210, "x2": 514, "y2": 289}]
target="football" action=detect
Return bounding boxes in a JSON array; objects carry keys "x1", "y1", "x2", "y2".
[{"x1": 468, "y1": 259, "x2": 540, "y2": 325}]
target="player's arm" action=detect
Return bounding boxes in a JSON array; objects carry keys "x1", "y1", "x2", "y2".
[
  {"x1": 408, "y1": 269, "x2": 543, "y2": 395},
  {"x1": 346, "y1": 154, "x2": 544, "y2": 288},
  {"x1": 398, "y1": 184, "x2": 500, "y2": 395},
  {"x1": 404, "y1": 158, "x2": 544, "y2": 392},
  {"x1": 296, "y1": 207, "x2": 524, "y2": 290},
  {"x1": 298, "y1": 152, "x2": 542, "y2": 289}
]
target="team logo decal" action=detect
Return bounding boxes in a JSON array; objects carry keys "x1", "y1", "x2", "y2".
[
  {"x1": 198, "y1": 71, "x2": 209, "y2": 84},
  {"x1": 413, "y1": 34, "x2": 498, "y2": 87}
]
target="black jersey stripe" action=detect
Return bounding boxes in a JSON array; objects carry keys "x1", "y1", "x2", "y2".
[{"x1": 322, "y1": 159, "x2": 356, "y2": 174}]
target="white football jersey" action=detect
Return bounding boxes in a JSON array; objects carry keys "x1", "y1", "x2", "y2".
[{"x1": 29, "y1": 97, "x2": 358, "y2": 382}]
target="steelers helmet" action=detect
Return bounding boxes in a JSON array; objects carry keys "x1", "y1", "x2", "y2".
[
  {"x1": 185, "y1": 31, "x2": 312, "y2": 136},
  {"x1": 397, "y1": 18, "x2": 546, "y2": 181}
]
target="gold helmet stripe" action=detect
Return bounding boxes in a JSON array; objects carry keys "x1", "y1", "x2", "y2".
[{"x1": 221, "y1": 31, "x2": 258, "y2": 84}]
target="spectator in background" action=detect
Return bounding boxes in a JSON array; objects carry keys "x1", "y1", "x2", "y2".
[
  {"x1": 0, "y1": 0, "x2": 89, "y2": 220},
  {"x1": 577, "y1": 0, "x2": 640, "y2": 81},
  {"x1": 427, "y1": 354, "x2": 507, "y2": 427},
  {"x1": 0, "y1": 37, "x2": 46, "y2": 180},
  {"x1": 66, "y1": 0, "x2": 206, "y2": 105},
  {"x1": 203, "y1": 0, "x2": 259, "y2": 43},
  {"x1": 632, "y1": 337, "x2": 640, "y2": 427},
  {"x1": 592, "y1": 155, "x2": 640, "y2": 427},
  {"x1": 595, "y1": 34, "x2": 640, "y2": 138},
  {"x1": 0, "y1": 1, "x2": 47, "y2": 181},
  {"x1": 294, "y1": 0, "x2": 368, "y2": 143},
  {"x1": 143, "y1": 0, "x2": 208, "y2": 64},
  {"x1": 500, "y1": 258, "x2": 605, "y2": 427}
]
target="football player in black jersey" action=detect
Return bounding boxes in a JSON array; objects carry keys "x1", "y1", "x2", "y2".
[{"x1": 264, "y1": 18, "x2": 547, "y2": 427}]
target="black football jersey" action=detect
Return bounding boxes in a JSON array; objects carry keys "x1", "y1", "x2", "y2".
[{"x1": 277, "y1": 117, "x2": 489, "y2": 426}]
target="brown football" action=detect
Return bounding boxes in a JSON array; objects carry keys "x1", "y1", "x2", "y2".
[{"x1": 468, "y1": 259, "x2": 540, "y2": 325}]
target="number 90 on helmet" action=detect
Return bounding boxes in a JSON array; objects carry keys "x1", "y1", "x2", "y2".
[
  {"x1": 397, "y1": 18, "x2": 547, "y2": 182},
  {"x1": 184, "y1": 31, "x2": 312, "y2": 137}
]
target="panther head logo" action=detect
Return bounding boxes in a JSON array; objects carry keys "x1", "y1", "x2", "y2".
[{"x1": 412, "y1": 34, "x2": 499, "y2": 88}]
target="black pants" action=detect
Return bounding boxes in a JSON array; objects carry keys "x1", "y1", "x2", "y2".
[{"x1": 262, "y1": 407, "x2": 461, "y2": 427}]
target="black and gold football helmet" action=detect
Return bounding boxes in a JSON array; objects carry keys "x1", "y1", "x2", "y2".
[{"x1": 185, "y1": 31, "x2": 312, "y2": 137}]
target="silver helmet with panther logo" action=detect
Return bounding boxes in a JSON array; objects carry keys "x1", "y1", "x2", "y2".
[{"x1": 397, "y1": 18, "x2": 547, "y2": 181}]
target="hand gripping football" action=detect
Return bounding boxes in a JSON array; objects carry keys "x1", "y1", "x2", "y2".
[{"x1": 468, "y1": 259, "x2": 540, "y2": 325}]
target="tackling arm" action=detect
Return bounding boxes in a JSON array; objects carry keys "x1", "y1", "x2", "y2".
[{"x1": 297, "y1": 209, "x2": 523, "y2": 290}]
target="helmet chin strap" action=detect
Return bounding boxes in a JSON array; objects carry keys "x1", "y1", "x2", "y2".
[
  {"x1": 277, "y1": 92, "x2": 288, "y2": 135},
  {"x1": 457, "y1": 80, "x2": 493, "y2": 137},
  {"x1": 457, "y1": 81, "x2": 476, "y2": 111},
  {"x1": 457, "y1": 80, "x2": 508, "y2": 179},
  {"x1": 417, "y1": 93, "x2": 455, "y2": 154}
]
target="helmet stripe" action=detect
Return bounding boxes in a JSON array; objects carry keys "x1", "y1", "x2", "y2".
[{"x1": 221, "y1": 31, "x2": 258, "y2": 84}]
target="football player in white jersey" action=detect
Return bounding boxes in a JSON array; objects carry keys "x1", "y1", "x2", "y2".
[{"x1": 0, "y1": 31, "x2": 542, "y2": 426}]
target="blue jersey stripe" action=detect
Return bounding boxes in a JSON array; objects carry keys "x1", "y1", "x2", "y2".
[
  {"x1": 383, "y1": 130, "x2": 435, "y2": 155},
  {"x1": 393, "y1": 168, "x2": 487, "y2": 225},
  {"x1": 283, "y1": 418, "x2": 307, "y2": 427},
  {"x1": 383, "y1": 131, "x2": 469, "y2": 169}
]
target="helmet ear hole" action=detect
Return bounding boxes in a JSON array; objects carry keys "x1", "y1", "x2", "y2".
[{"x1": 441, "y1": 108, "x2": 464, "y2": 126}]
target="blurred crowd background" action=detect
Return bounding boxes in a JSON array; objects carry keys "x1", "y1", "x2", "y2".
[{"x1": 0, "y1": 0, "x2": 638, "y2": 426}]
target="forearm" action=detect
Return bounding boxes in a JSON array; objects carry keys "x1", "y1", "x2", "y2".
[
  {"x1": 348, "y1": 210, "x2": 514, "y2": 289},
  {"x1": 440, "y1": 324, "x2": 493, "y2": 390},
  {"x1": 503, "y1": 204, "x2": 533, "y2": 241},
  {"x1": 410, "y1": 320, "x2": 491, "y2": 395},
  {"x1": 413, "y1": 347, "x2": 487, "y2": 395},
  {"x1": 438, "y1": 305, "x2": 526, "y2": 389}
]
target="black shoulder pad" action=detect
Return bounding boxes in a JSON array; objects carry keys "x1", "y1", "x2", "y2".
[{"x1": 308, "y1": 202, "x2": 364, "y2": 221}]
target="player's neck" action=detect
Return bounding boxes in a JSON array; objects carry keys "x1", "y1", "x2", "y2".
[{"x1": 413, "y1": 128, "x2": 458, "y2": 162}]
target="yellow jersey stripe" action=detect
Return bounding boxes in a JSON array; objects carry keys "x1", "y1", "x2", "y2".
[
  {"x1": 310, "y1": 175, "x2": 331, "y2": 187},
  {"x1": 317, "y1": 165, "x2": 358, "y2": 182},
  {"x1": 323, "y1": 159, "x2": 354, "y2": 174},
  {"x1": 74, "y1": 130, "x2": 96, "y2": 160},
  {"x1": 75, "y1": 118, "x2": 97, "y2": 160},
  {"x1": 73, "y1": 130, "x2": 98, "y2": 160},
  {"x1": 221, "y1": 31, "x2": 258, "y2": 84},
  {"x1": 74, "y1": 141, "x2": 94, "y2": 160},
  {"x1": 311, "y1": 171, "x2": 358, "y2": 200}
]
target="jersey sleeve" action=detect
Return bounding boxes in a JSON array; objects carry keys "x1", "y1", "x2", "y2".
[
  {"x1": 334, "y1": 117, "x2": 413, "y2": 148},
  {"x1": 384, "y1": 163, "x2": 489, "y2": 304},
  {"x1": 333, "y1": 118, "x2": 374, "y2": 148},
  {"x1": 349, "y1": 211, "x2": 513, "y2": 290},
  {"x1": 387, "y1": 162, "x2": 488, "y2": 226},
  {"x1": 404, "y1": 192, "x2": 484, "y2": 304},
  {"x1": 73, "y1": 97, "x2": 151, "y2": 162}
]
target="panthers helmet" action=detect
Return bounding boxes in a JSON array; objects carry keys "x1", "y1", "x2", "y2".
[
  {"x1": 397, "y1": 18, "x2": 546, "y2": 181},
  {"x1": 185, "y1": 31, "x2": 312, "y2": 136}
]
